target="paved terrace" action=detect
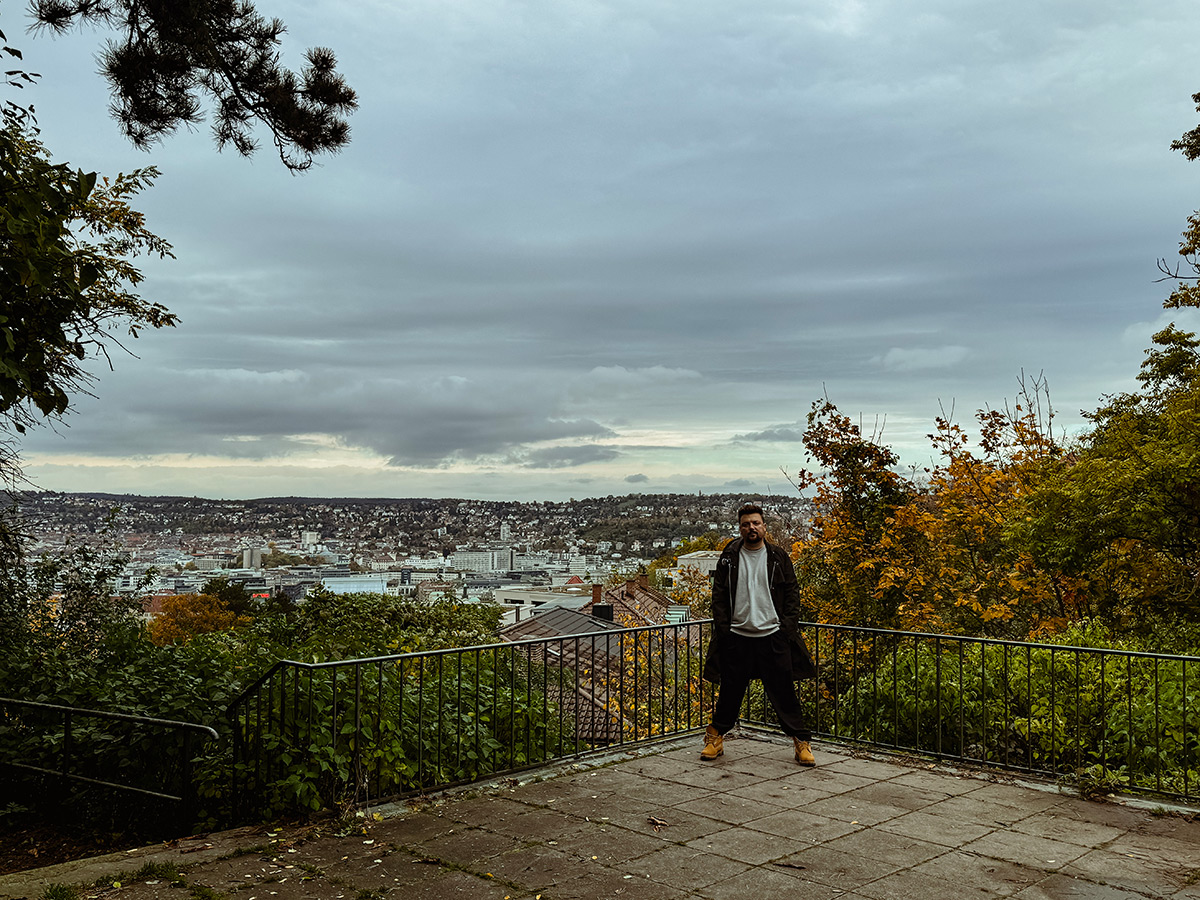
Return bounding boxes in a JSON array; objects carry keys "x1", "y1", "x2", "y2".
[{"x1": 4, "y1": 732, "x2": 1200, "y2": 900}]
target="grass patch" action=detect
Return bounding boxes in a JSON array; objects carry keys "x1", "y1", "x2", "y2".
[
  {"x1": 91, "y1": 860, "x2": 187, "y2": 890},
  {"x1": 188, "y1": 884, "x2": 225, "y2": 900},
  {"x1": 131, "y1": 861, "x2": 186, "y2": 883},
  {"x1": 42, "y1": 885, "x2": 80, "y2": 900},
  {"x1": 216, "y1": 843, "x2": 274, "y2": 860}
]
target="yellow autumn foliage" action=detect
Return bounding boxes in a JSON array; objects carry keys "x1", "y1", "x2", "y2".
[{"x1": 148, "y1": 592, "x2": 249, "y2": 646}]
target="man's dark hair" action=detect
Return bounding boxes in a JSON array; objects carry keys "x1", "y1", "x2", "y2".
[{"x1": 736, "y1": 503, "x2": 764, "y2": 522}]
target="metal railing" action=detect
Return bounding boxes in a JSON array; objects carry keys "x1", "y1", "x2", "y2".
[
  {"x1": 777, "y1": 624, "x2": 1200, "y2": 800},
  {"x1": 226, "y1": 620, "x2": 1200, "y2": 817},
  {"x1": 0, "y1": 697, "x2": 219, "y2": 825},
  {"x1": 226, "y1": 621, "x2": 708, "y2": 818}
]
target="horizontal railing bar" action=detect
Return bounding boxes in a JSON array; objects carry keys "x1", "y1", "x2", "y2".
[
  {"x1": 0, "y1": 698, "x2": 219, "y2": 740},
  {"x1": 805, "y1": 623, "x2": 1200, "y2": 663},
  {"x1": 0, "y1": 761, "x2": 186, "y2": 802},
  {"x1": 227, "y1": 620, "x2": 701, "y2": 710}
]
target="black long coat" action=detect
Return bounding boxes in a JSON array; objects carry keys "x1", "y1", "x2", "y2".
[{"x1": 701, "y1": 537, "x2": 817, "y2": 684}]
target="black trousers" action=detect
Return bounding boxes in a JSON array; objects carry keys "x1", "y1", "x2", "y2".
[{"x1": 711, "y1": 630, "x2": 810, "y2": 740}]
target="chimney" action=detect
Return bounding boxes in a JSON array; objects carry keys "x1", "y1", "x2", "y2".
[
  {"x1": 593, "y1": 603, "x2": 614, "y2": 621},
  {"x1": 592, "y1": 583, "x2": 602, "y2": 604},
  {"x1": 637, "y1": 572, "x2": 649, "y2": 590}
]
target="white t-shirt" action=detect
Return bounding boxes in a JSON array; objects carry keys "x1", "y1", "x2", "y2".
[{"x1": 731, "y1": 544, "x2": 780, "y2": 637}]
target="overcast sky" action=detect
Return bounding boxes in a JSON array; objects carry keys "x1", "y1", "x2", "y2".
[{"x1": 13, "y1": 0, "x2": 1200, "y2": 501}]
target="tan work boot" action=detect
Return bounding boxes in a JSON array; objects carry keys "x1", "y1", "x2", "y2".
[
  {"x1": 793, "y1": 738, "x2": 816, "y2": 766},
  {"x1": 700, "y1": 725, "x2": 724, "y2": 760}
]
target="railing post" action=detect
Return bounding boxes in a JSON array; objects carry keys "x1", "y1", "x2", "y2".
[
  {"x1": 180, "y1": 731, "x2": 197, "y2": 832},
  {"x1": 60, "y1": 709, "x2": 72, "y2": 778}
]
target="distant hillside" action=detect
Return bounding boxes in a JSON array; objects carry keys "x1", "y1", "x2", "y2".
[{"x1": 15, "y1": 491, "x2": 811, "y2": 553}]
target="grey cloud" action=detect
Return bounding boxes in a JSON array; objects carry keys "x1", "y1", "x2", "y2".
[
  {"x1": 875, "y1": 346, "x2": 971, "y2": 373},
  {"x1": 383, "y1": 418, "x2": 614, "y2": 467},
  {"x1": 519, "y1": 445, "x2": 622, "y2": 469},
  {"x1": 733, "y1": 424, "x2": 807, "y2": 443},
  {"x1": 624, "y1": 473, "x2": 649, "y2": 483},
  {"x1": 25, "y1": 365, "x2": 614, "y2": 468}
]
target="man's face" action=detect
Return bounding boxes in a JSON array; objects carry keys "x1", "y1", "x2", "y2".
[{"x1": 739, "y1": 513, "x2": 766, "y2": 548}]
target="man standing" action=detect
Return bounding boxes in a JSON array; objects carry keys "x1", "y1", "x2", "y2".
[{"x1": 700, "y1": 503, "x2": 818, "y2": 765}]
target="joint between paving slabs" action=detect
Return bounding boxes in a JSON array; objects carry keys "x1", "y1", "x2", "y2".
[{"x1": 391, "y1": 844, "x2": 531, "y2": 895}]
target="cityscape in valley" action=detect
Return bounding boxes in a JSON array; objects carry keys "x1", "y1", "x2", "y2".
[{"x1": 16, "y1": 491, "x2": 812, "y2": 606}]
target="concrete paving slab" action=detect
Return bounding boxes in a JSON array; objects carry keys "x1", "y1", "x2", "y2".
[
  {"x1": 369, "y1": 811, "x2": 459, "y2": 845},
  {"x1": 874, "y1": 808, "x2": 996, "y2": 848},
  {"x1": 451, "y1": 803, "x2": 588, "y2": 843},
  {"x1": 1008, "y1": 810, "x2": 1127, "y2": 847},
  {"x1": 1051, "y1": 797, "x2": 1180, "y2": 831},
  {"x1": 411, "y1": 826, "x2": 526, "y2": 866},
  {"x1": 697, "y1": 863, "x2": 846, "y2": 900},
  {"x1": 479, "y1": 843, "x2": 577, "y2": 888},
  {"x1": 552, "y1": 766, "x2": 648, "y2": 796},
  {"x1": 1174, "y1": 878, "x2": 1200, "y2": 899},
  {"x1": 717, "y1": 732, "x2": 797, "y2": 757},
  {"x1": 818, "y1": 826, "x2": 947, "y2": 867},
  {"x1": 772, "y1": 843, "x2": 908, "y2": 890},
  {"x1": 212, "y1": 877, "x2": 352, "y2": 900},
  {"x1": 332, "y1": 848, "x2": 460, "y2": 890},
  {"x1": 820, "y1": 755, "x2": 915, "y2": 781},
  {"x1": 542, "y1": 868, "x2": 675, "y2": 900},
  {"x1": 742, "y1": 808, "x2": 862, "y2": 844},
  {"x1": 922, "y1": 793, "x2": 1027, "y2": 827},
  {"x1": 443, "y1": 795, "x2": 539, "y2": 829},
  {"x1": 671, "y1": 790, "x2": 788, "y2": 826},
  {"x1": 393, "y1": 867, "x2": 529, "y2": 899},
  {"x1": 1010, "y1": 872, "x2": 1150, "y2": 899},
  {"x1": 507, "y1": 777, "x2": 616, "y2": 806},
  {"x1": 578, "y1": 775, "x2": 715, "y2": 810},
  {"x1": 800, "y1": 794, "x2": 910, "y2": 826},
  {"x1": 529, "y1": 792, "x2": 618, "y2": 822},
  {"x1": 777, "y1": 767, "x2": 876, "y2": 795},
  {"x1": 621, "y1": 755, "x2": 701, "y2": 781},
  {"x1": 716, "y1": 751, "x2": 813, "y2": 779},
  {"x1": 725, "y1": 777, "x2": 835, "y2": 807},
  {"x1": 655, "y1": 764, "x2": 770, "y2": 793},
  {"x1": 1108, "y1": 830, "x2": 1200, "y2": 866},
  {"x1": 548, "y1": 821, "x2": 668, "y2": 865},
  {"x1": 959, "y1": 830, "x2": 1089, "y2": 871},
  {"x1": 888, "y1": 767, "x2": 981, "y2": 796},
  {"x1": 683, "y1": 824, "x2": 807, "y2": 865},
  {"x1": 1060, "y1": 848, "x2": 1186, "y2": 897},
  {"x1": 909, "y1": 850, "x2": 1049, "y2": 896},
  {"x1": 562, "y1": 801, "x2": 727, "y2": 843},
  {"x1": 620, "y1": 845, "x2": 751, "y2": 892},
  {"x1": 856, "y1": 866, "x2": 1003, "y2": 900},
  {"x1": 967, "y1": 782, "x2": 1070, "y2": 812},
  {"x1": 833, "y1": 780, "x2": 950, "y2": 811}
]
